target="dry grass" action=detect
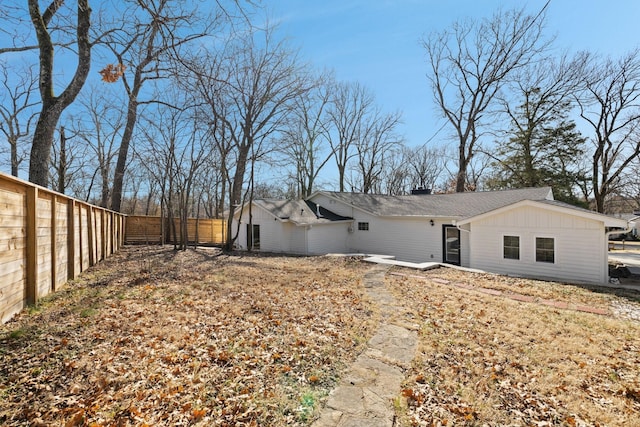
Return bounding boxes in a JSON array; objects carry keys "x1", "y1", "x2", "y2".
[
  {"x1": 0, "y1": 246, "x2": 376, "y2": 426},
  {"x1": 388, "y1": 267, "x2": 640, "y2": 426}
]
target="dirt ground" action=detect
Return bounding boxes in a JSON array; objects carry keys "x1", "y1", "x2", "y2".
[{"x1": 1, "y1": 246, "x2": 639, "y2": 426}]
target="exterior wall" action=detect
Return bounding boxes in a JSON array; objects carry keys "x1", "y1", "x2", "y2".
[
  {"x1": 288, "y1": 224, "x2": 307, "y2": 254},
  {"x1": 234, "y1": 206, "x2": 289, "y2": 252},
  {"x1": 345, "y1": 213, "x2": 451, "y2": 263},
  {"x1": 468, "y1": 205, "x2": 607, "y2": 285},
  {"x1": 233, "y1": 204, "x2": 350, "y2": 255},
  {"x1": 307, "y1": 223, "x2": 349, "y2": 255},
  {"x1": 311, "y1": 193, "x2": 462, "y2": 263}
]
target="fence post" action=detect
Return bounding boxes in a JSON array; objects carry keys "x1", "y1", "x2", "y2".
[
  {"x1": 87, "y1": 206, "x2": 94, "y2": 267},
  {"x1": 101, "y1": 209, "x2": 106, "y2": 260},
  {"x1": 25, "y1": 186, "x2": 38, "y2": 305},
  {"x1": 67, "y1": 199, "x2": 76, "y2": 280},
  {"x1": 51, "y1": 195, "x2": 57, "y2": 292}
]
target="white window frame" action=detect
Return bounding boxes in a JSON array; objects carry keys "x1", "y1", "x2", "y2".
[
  {"x1": 535, "y1": 236, "x2": 555, "y2": 264},
  {"x1": 502, "y1": 234, "x2": 520, "y2": 260}
]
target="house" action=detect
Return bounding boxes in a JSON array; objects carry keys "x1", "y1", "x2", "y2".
[
  {"x1": 233, "y1": 187, "x2": 634, "y2": 285},
  {"x1": 612, "y1": 212, "x2": 640, "y2": 238}
]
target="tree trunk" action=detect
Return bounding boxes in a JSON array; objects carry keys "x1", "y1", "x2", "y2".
[
  {"x1": 10, "y1": 137, "x2": 19, "y2": 177},
  {"x1": 455, "y1": 145, "x2": 467, "y2": 193},
  {"x1": 224, "y1": 142, "x2": 251, "y2": 251},
  {"x1": 110, "y1": 92, "x2": 140, "y2": 212},
  {"x1": 57, "y1": 126, "x2": 67, "y2": 193},
  {"x1": 28, "y1": 0, "x2": 91, "y2": 187},
  {"x1": 29, "y1": 106, "x2": 60, "y2": 185}
]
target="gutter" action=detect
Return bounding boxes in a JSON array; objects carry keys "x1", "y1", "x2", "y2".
[
  {"x1": 605, "y1": 220, "x2": 636, "y2": 239},
  {"x1": 451, "y1": 219, "x2": 470, "y2": 233}
]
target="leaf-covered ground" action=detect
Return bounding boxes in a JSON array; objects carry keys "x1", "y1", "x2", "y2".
[
  {"x1": 0, "y1": 246, "x2": 376, "y2": 426},
  {"x1": 3, "y1": 247, "x2": 640, "y2": 426},
  {"x1": 388, "y1": 268, "x2": 640, "y2": 426}
]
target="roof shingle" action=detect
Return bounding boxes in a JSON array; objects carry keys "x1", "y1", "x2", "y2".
[{"x1": 316, "y1": 187, "x2": 554, "y2": 218}]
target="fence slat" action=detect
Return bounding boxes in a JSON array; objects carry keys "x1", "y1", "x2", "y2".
[
  {"x1": 1, "y1": 172, "x2": 125, "y2": 324},
  {"x1": 25, "y1": 186, "x2": 38, "y2": 305},
  {"x1": 124, "y1": 216, "x2": 226, "y2": 245}
]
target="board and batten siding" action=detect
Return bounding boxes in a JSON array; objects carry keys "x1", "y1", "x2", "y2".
[{"x1": 468, "y1": 205, "x2": 607, "y2": 285}]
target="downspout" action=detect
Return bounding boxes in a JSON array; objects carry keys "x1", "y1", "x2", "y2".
[{"x1": 604, "y1": 221, "x2": 640, "y2": 241}]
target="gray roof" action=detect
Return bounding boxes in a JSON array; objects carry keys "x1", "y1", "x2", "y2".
[
  {"x1": 253, "y1": 199, "x2": 352, "y2": 225},
  {"x1": 317, "y1": 187, "x2": 554, "y2": 218}
]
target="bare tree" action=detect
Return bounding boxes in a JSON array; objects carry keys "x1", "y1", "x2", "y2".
[
  {"x1": 577, "y1": 49, "x2": 640, "y2": 213},
  {"x1": 187, "y1": 27, "x2": 310, "y2": 250},
  {"x1": 621, "y1": 159, "x2": 640, "y2": 211},
  {"x1": 377, "y1": 149, "x2": 409, "y2": 195},
  {"x1": 328, "y1": 81, "x2": 375, "y2": 192},
  {"x1": 279, "y1": 71, "x2": 335, "y2": 198},
  {"x1": 485, "y1": 53, "x2": 588, "y2": 202},
  {"x1": 71, "y1": 86, "x2": 123, "y2": 207},
  {"x1": 0, "y1": 61, "x2": 38, "y2": 176},
  {"x1": 49, "y1": 125, "x2": 94, "y2": 198},
  {"x1": 102, "y1": 0, "x2": 219, "y2": 212},
  {"x1": 27, "y1": 0, "x2": 92, "y2": 187},
  {"x1": 405, "y1": 144, "x2": 447, "y2": 192},
  {"x1": 351, "y1": 109, "x2": 403, "y2": 193},
  {"x1": 423, "y1": 4, "x2": 549, "y2": 192}
]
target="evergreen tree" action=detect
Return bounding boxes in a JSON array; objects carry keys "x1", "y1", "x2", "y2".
[{"x1": 487, "y1": 90, "x2": 588, "y2": 206}]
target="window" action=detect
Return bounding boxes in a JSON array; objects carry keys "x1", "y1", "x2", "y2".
[
  {"x1": 536, "y1": 237, "x2": 554, "y2": 263},
  {"x1": 503, "y1": 235, "x2": 520, "y2": 260},
  {"x1": 247, "y1": 224, "x2": 260, "y2": 250},
  {"x1": 357, "y1": 222, "x2": 369, "y2": 231}
]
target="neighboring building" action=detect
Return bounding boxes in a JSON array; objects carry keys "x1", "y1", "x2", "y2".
[
  {"x1": 233, "y1": 187, "x2": 633, "y2": 285},
  {"x1": 612, "y1": 212, "x2": 639, "y2": 238}
]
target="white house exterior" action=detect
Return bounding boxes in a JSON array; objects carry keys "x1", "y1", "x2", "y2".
[
  {"x1": 456, "y1": 200, "x2": 629, "y2": 285},
  {"x1": 233, "y1": 188, "x2": 633, "y2": 285},
  {"x1": 233, "y1": 199, "x2": 352, "y2": 255}
]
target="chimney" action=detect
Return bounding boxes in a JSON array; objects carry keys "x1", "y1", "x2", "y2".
[{"x1": 411, "y1": 187, "x2": 432, "y2": 195}]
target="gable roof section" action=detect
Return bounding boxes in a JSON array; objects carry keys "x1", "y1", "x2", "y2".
[
  {"x1": 456, "y1": 198, "x2": 630, "y2": 228},
  {"x1": 251, "y1": 199, "x2": 352, "y2": 225},
  {"x1": 312, "y1": 187, "x2": 553, "y2": 218}
]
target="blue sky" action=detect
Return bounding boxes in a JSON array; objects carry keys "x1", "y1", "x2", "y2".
[{"x1": 267, "y1": 1, "x2": 640, "y2": 148}]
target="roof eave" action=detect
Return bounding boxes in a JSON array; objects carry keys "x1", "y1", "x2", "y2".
[{"x1": 457, "y1": 199, "x2": 630, "y2": 227}]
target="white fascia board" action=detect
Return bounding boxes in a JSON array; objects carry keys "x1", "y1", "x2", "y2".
[
  {"x1": 234, "y1": 201, "x2": 282, "y2": 222},
  {"x1": 456, "y1": 199, "x2": 629, "y2": 228}
]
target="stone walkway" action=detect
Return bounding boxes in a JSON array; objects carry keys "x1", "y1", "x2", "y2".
[{"x1": 312, "y1": 265, "x2": 417, "y2": 427}]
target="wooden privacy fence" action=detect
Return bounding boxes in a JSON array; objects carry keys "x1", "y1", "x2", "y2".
[
  {"x1": 0, "y1": 172, "x2": 125, "y2": 324},
  {"x1": 125, "y1": 215, "x2": 226, "y2": 245}
]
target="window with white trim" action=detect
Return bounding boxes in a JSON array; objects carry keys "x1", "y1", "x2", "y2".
[
  {"x1": 358, "y1": 222, "x2": 369, "y2": 231},
  {"x1": 536, "y1": 237, "x2": 554, "y2": 263},
  {"x1": 503, "y1": 235, "x2": 520, "y2": 260}
]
